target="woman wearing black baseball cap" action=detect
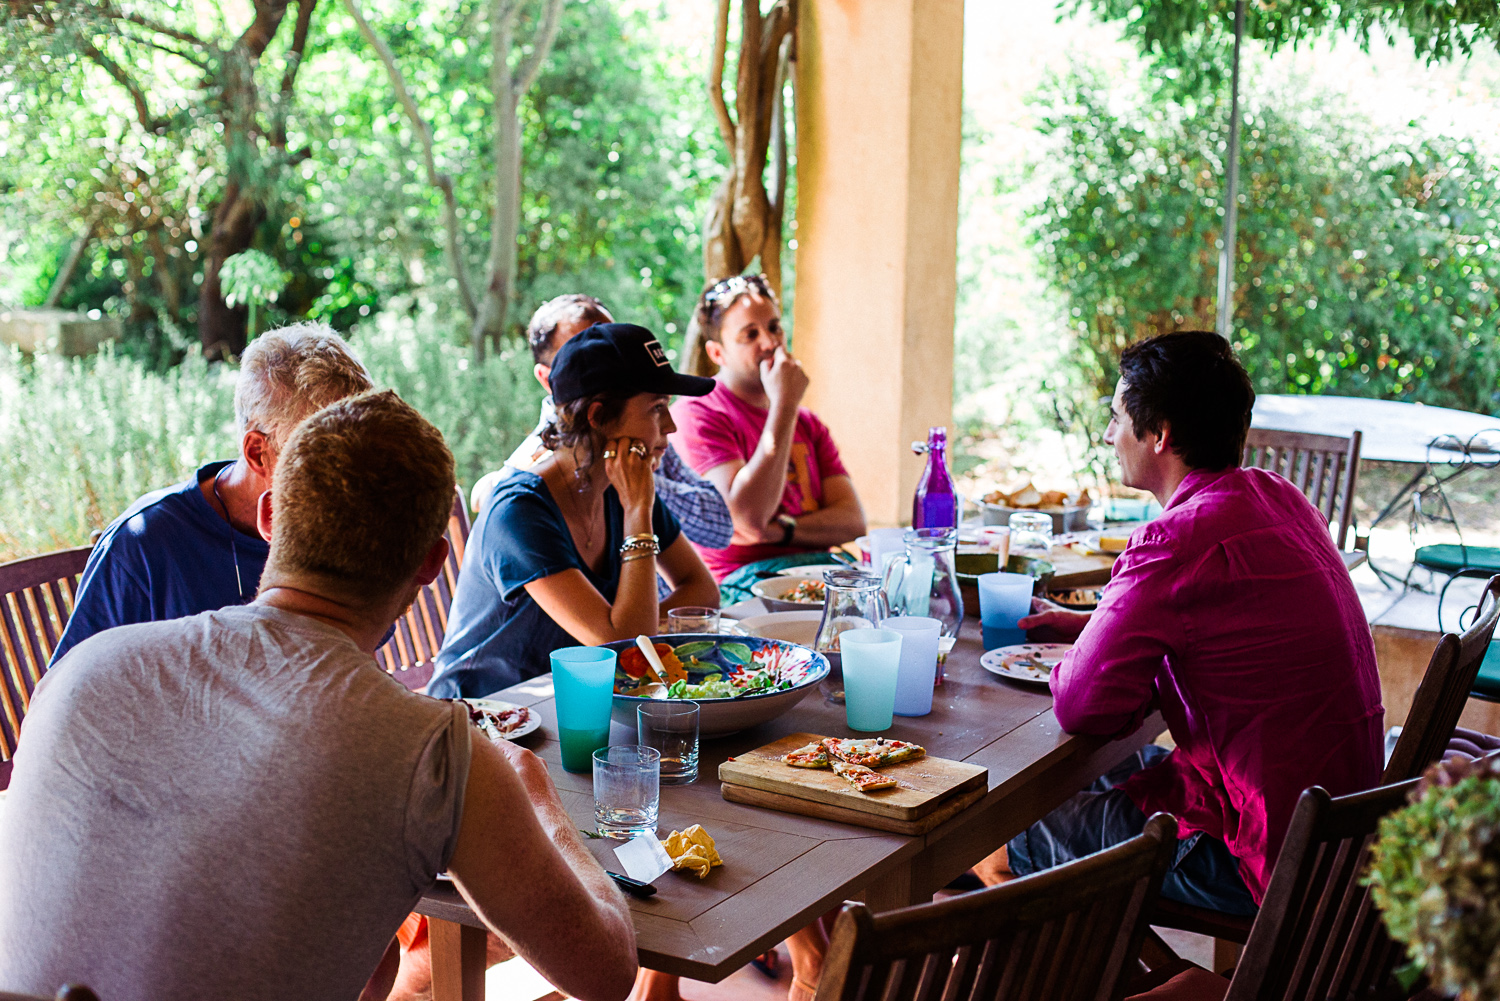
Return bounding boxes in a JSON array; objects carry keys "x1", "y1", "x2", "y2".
[{"x1": 429, "y1": 323, "x2": 722, "y2": 697}]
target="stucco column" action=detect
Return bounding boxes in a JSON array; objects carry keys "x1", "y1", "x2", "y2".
[{"x1": 792, "y1": 0, "x2": 963, "y2": 528}]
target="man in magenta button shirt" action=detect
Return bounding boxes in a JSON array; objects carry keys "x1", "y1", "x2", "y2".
[{"x1": 1001, "y1": 331, "x2": 1383, "y2": 915}]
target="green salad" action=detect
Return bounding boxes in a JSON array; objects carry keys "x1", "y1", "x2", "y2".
[{"x1": 664, "y1": 667, "x2": 792, "y2": 700}]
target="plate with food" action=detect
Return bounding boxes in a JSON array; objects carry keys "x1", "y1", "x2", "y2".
[
  {"x1": 462, "y1": 698, "x2": 541, "y2": 741},
  {"x1": 750, "y1": 574, "x2": 828, "y2": 613},
  {"x1": 979, "y1": 643, "x2": 1072, "y2": 687},
  {"x1": 603, "y1": 633, "x2": 830, "y2": 736}
]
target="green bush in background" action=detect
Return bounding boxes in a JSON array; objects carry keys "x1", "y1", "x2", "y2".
[
  {"x1": 1026, "y1": 66, "x2": 1500, "y2": 413},
  {"x1": 0, "y1": 311, "x2": 540, "y2": 562}
]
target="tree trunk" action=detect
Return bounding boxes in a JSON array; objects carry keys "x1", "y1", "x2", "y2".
[
  {"x1": 198, "y1": 182, "x2": 261, "y2": 358},
  {"x1": 44, "y1": 211, "x2": 100, "y2": 309},
  {"x1": 470, "y1": 0, "x2": 564, "y2": 361},
  {"x1": 684, "y1": 0, "x2": 795, "y2": 377},
  {"x1": 471, "y1": 0, "x2": 521, "y2": 360}
]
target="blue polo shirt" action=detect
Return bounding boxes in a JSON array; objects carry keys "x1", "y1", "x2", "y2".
[
  {"x1": 428, "y1": 472, "x2": 681, "y2": 699},
  {"x1": 50, "y1": 461, "x2": 269, "y2": 667}
]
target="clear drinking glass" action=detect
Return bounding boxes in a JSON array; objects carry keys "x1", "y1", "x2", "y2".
[
  {"x1": 977, "y1": 572, "x2": 1034, "y2": 650},
  {"x1": 551, "y1": 647, "x2": 618, "y2": 773},
  {"x1": 885, "y1": 616, "x2": 942, "y2": 716},
  {"x1": 1008, "y1": 512, "x2": 1054, "y2": 558},
  {"x1": 637, "y1": 702, "x2": 700, "y2": 784},
  {"x1": 667, "y1": 606, "x2": 720, "y2": 634},
  {"x1": 839, "y1": 628, "x2": 903, "y2": 732},
  {"x1": 593, "y1": 745, "x2": 661, "y2": 839}
]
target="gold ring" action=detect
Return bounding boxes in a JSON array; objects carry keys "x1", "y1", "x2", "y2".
[
  {"x1": 629, "y1": 443, "x2": 648, "y2": 459},
  {"x1": 601, "y1": 449, "x2": 617, "y2": 459}
]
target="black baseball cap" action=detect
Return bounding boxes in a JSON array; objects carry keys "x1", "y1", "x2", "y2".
[{"x1": 550, "y1": 323, "x2": 716, "y2": 404}]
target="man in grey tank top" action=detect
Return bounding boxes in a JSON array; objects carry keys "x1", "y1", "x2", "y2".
[{"x1": 0, "y1": 390, "x2": 638, "y2": 1001}]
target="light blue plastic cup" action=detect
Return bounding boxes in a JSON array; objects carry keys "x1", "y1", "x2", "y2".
[
  {"x1": 839, "y1": 628, "x2": 903, "y2": 732},
  {"x1": 551, "y1": 647, "x2": 618, "y2": 772},
  {"x1": 885, "y1": 616, "x2": 942, "y2": 716},
  {"x1": 977, "y1": 572, "x2": 1033, "y2": 650}
]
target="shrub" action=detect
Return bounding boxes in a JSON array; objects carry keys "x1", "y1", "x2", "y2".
[
  {"x1": 1366, "y1": 755, "x2": 1500, "y2": 998},
  {"x1": 0, "y1": 305, "x2": 540, "y2": 562},
  {"x1": 1027, "y1": 66, "x2": 1500, "y2": 414}
]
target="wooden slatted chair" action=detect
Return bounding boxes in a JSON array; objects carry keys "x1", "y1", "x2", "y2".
[
  {"x1": 1242, "y1": 428, "x2": 1363, "y2": 553},
  {"x1": 1382, "y1": 575, "x2": 1500, "y2": 783},
  {"x1": 0, "y1": 546, "x2": 92, "y2": 791},
  {"x1": 815, "y1": 815, "x2": 1179, "y2": 1001},
  {"x1": 1127, "y1": 779, "x2": 1418, "y2": 1001},
  {"x1": 374, "y1": 488, "x2": 472, "y2": 692}
]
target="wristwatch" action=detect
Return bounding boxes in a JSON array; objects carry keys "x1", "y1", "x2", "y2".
[{"x1": 775, "y1": 513, "x2": 797, "y2": 545}]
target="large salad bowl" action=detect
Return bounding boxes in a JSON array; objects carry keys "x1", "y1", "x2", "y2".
[{"x1": 603, "y1": 633, "x2": 829, "y2": 737}]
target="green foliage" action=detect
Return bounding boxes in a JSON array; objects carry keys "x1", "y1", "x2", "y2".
[
  {"x1": 219, "y1": 250, "x2": 288, "y2": 311},
  {"x1": 1069, "y1": 0, "x2": 1500, "y2": 90},
  {"x1": 0, "y1": 313, "x2": 540, "y2": 562},
  {"x1": 1, "y1": 0, "x2": 723, "y2": 359},
  {"x1": 1366, "y1": 755, "x2": 1500, "y2": 997},
  {"x1": 1026, "y1": 66, "x2": 1500, "y2": 413}
]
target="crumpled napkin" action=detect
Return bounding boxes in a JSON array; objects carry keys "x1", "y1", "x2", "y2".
[{"x1": 660, "y1": 824, "x2": 723, "y2": 879}]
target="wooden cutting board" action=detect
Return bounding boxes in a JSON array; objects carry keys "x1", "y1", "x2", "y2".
[{"x1": 718, "y1": 733, "x2": 988, "y2": 834}]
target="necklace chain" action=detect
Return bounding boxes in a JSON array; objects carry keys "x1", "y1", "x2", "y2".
[{"x1": 212, "y1": 464, "x2": 248, "y2": 603}]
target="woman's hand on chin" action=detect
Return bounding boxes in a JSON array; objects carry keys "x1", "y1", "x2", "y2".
[{"x1": 604, "y1": 436, "x2": 656, "y2": 516}]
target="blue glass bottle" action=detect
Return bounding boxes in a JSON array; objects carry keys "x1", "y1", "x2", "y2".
[{"x1": 912, "y1": 427, "x2": 958, "y2": 529}]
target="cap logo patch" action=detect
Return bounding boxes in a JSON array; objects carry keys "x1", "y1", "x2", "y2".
[{"x1": 644, "y1": 339, "x2": 670, "y2": 367}]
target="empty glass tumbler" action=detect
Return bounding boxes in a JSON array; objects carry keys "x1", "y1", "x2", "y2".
[
  {"x1": 637, "y1": 702, "x2": 699, "y2": 785},
  {"x1": 593, "y1": 745, "x2": 661, "y2": 839}
]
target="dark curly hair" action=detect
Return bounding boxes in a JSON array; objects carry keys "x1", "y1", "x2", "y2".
[
  {"x1": 1117, "y1": 330, "x2": 1255, "y2": 471},
  {"x1": 539, "y1": 388, "x2": 634, "y2": 486}
]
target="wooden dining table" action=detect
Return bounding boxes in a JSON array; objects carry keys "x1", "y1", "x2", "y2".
[{"x1": 417, "y1": 617, "x2": 1166, "y2": 1001}]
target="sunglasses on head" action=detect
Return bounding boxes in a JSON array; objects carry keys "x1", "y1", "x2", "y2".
[{"x1": 701, "y1": 274, "x2": 776, "y2": 315}]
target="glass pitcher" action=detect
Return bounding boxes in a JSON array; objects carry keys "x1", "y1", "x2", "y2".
[
  {"x1": 814, "y1": 569, "x2": 889, "y2": 704},
  {"x1": 882, "y1": 528, "x2": 964, "y2": 684}
]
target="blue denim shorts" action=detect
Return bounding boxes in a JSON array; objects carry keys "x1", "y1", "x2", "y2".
[{"x1": 1005, "y1": 744, "x2": 1258, "y2": 917}]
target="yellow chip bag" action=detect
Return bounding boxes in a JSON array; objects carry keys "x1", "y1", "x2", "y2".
[{"x1": 660, "y1": 824, "x2": 723, "y2": 879}]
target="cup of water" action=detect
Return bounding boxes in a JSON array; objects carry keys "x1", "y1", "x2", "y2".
[
  {"x1": 977, "y1": 572, "x2": 1034, "y2": 650},
  {"x1": 637, "y1": 702, "x2": 699, "y2": 785},
  {"x1": 552, "y1": 646, "x2": 618, "y2": 773},
  {"x1": 839, "y1": 628, "x2": 903, "y2": 731},
  {"x1": 593, "y1": 745, "x2": 661, "y2": 839}
]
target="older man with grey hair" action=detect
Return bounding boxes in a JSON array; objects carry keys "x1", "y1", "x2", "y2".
[{"x1": 50, "y1": 321, "x2": 373, "y2": 665}]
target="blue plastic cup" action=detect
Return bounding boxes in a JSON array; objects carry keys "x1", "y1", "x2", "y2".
[
  {"x1": 885, "y1": 616, "x2": 942, "y2": 716},
  {"x1": 977, "y1": 572, "x2": 1033, "y2": 650},
  {"x1": 840, "y1": 628, "x2": 902, "y2": 732},
  {"x1": 552, "y1": 647, "x2": 618, "y2": 772}
]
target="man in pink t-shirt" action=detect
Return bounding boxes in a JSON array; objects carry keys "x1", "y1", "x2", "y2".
[{"x1": 671, "y1": 275, "x2": 867, "y2": 581}]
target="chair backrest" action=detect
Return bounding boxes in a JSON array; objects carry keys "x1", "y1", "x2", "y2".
[
  {"x1": 1242, "y1": 428, "x2": 1362, "y2": 550},
  {"x1": 816, "y1": 815, "x2": 1178, "y2": 1001},
  {"x1": 1382, "y1": 575, "x2": 1500, "y2": 783},
  {"x1": 1227, "y1": 778, "x2": 1417, "y2": 1001},
  {"x1": 373, "y1": 487, "x2": 472, "y2": 692},
  {"x1": 0, "y1": 546, "x2": 93, "y2": 782}
]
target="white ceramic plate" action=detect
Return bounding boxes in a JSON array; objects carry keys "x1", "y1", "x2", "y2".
[
  {"x1": 979, "y1": 643, "x2": 1072, "y2": 688},
  {"x1": 463, "y1": 698, "x2": 541, "y2": 741},
  {"x1": 736, "y1": 610, "x2": 823, "y2": 647},
  {"x1": 775, "y1": 564, "x2": 842, "y2": 578}
]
